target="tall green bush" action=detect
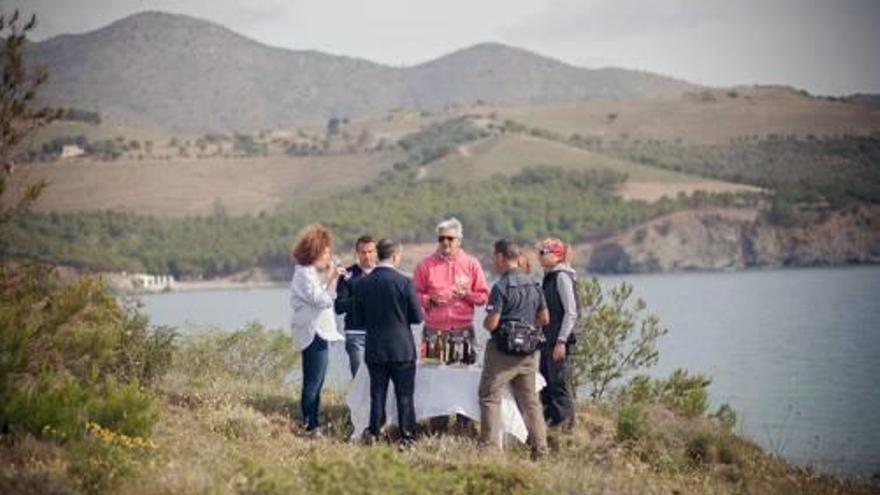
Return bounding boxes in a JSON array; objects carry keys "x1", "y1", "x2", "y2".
[
  {"x1": 0, "y1": 267, "x2": 171, "y2": 440},
  {"x1": 173, "y1": 322, "x2": 298, "y2": 386},
  {"x1": 568, "y1": 278, "x2": 668, "y2": 400}
]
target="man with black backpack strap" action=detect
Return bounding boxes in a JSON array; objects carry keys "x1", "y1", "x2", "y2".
[
  {"x1": 537, "y1": 237, "x2": 579, "y2": 431},
  {"x1": 478, "y1": 239, "x2": 550, "y2": 459}
]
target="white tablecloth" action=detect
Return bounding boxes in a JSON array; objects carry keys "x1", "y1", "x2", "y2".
[{"x1": 346, "y1": 363, "x2": 545, "y2": 444}]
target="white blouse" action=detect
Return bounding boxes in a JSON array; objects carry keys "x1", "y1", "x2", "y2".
[{"x1": 290, "y1": 264, "x2": 344, "y2": 351}]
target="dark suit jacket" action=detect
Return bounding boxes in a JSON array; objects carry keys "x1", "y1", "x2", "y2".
[
  {"x1": 334, "y1": 263, "x2": 369, "y2": 330},
  {"x1": 352, "y1": 265, "x2": 424, "y2": 364}
]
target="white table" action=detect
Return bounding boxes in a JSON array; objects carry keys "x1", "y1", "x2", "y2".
[{"x1": 346, "y1": 363, "x2": 545, "y2": 444}]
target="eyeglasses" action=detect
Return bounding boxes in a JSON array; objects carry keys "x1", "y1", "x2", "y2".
[{"x1": 437, "y1": 236, "x2": 457, "y2": 243}]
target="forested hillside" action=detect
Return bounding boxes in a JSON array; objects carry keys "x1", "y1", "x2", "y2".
[{"x1": 1, "y1": 167, "x2": 756, "y2": 278}]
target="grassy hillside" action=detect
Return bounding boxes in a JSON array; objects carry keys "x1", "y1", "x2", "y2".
[
  {"x1": 605, "y1": 134, "x2": 880, "y2": 205},
  {"x1": 8, "y1": 151, "x2": 402, "y2": 217},
  {"x1": 16, "y1": 85, "x2": 878, "y2": 218},
  {"x1": 425, "y1": 134, "x2": 695, "y2": 182},
  {"x1": 3, "y1": 166, "x2": 760, "y2": 279},
  {"x1": 496, "y1": 86, "x2": 880, "y2": 146},
  {"x1": 2, "y1": 298, "x2": 874, "y2": 495},
  {"x1": 12, "y1": 113, "x2": 728, "y2": 217}
]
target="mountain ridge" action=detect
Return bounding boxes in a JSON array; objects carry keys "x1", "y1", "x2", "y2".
[{"x1": 28, "y1": 11, "x2": 699, "y2": 132}]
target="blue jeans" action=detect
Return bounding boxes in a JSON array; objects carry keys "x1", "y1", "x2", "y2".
[
  {"x1": 301, "y1": 335, "x2": 329, "y2": 431},
  {"x1": 345, "y1": 332, "x2": 366, "y2": 378}
]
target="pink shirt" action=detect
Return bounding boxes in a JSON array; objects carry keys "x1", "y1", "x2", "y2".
[{"x1": 413, "y1": 251, "x2": 489, "y2": 330}]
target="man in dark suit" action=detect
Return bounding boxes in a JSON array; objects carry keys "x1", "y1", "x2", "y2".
[{"x1": 353, "y1": 238, "x2": 424, "y2": 443}]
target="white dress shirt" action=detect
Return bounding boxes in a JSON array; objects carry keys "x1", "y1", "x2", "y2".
[{"x1": 290, "y1": 264, "x2": 344, "y2": 351}]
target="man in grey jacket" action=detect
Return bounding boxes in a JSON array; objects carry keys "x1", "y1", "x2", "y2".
[{"x1": 537, "y1": 237, "x2": 579, "y2": 430}]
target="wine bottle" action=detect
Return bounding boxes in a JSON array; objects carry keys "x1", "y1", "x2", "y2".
[{"x1": 433, "y1": 333, "x2": 443, "y2": 361}]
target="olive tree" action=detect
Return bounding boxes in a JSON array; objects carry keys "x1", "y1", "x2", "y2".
[
  {"x1": 0, "y1": 10, "x2": 60, "y2": 225},
  {"x1": 568, "y1": 277, "x2": 668, "y2": 400}
]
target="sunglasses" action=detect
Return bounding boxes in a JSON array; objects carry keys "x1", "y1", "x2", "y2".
[{"x1": 437, "y1": 236, "x2": 457, "y2": 243}]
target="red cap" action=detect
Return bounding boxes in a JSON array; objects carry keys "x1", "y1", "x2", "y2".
[{"x1": 538, "y1": 238, "x2": 566, "y2": 258}]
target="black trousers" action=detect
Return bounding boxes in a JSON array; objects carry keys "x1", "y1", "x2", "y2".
[
  {"x1": 367, "y1": 361, "x2": 417, "y2": 441},
  {"x1": 539, "y1": 342, "x2": 575, "y2": 428}
]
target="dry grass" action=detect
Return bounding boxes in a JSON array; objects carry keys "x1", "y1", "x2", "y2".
[
  {"x1": 616, "y1": 180, "x2": 762, "y2": 202},
  {"x1": 496, "y1": 86, "x2": 880, "y2": 145},
  {"x1": 3, "y1": 364, "x2": 876, "y2": 495},
  {"x1": 119, "y1": 387, "x2": 876, "y2": 495},
  {"x1": 8, "y1": 151, "x2": 402, "y2": 217}
]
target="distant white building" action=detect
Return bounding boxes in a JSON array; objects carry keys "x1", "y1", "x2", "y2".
[
  {"x1": 60, "y1": 144, "x2": 85, "y2": 159},
  {"x1": 131, "y1": 273, "x2": 175, "y2": 292},
  {"x1": 105, "y1": 272, "x2": 175, "y2": 293}
]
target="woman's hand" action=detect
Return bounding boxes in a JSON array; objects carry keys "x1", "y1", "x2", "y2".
[{"x1": 325, "y1": 266, "x2": 346, "y2": 288}]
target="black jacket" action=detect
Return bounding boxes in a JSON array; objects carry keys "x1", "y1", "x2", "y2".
[
  {"x1": 352, "y1": 266, "x2": 424, "y2": 364},
  {"x1": 334, "y1": 263, "x2": 369, "y2": 331},
  {"x1": 542, "y1": 269, "x2": 579, "y2": 345}
]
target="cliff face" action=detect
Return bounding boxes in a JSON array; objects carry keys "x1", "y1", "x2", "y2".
[
  {"x1": 746, "y1": 206, "x2": 880, "y2": 266},
  {"x1": 579, "y1": 206, "x2": 880, "y2": 274}
]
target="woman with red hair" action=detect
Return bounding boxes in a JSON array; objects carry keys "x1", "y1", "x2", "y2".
[{"x1": 290, "y1": 223, "x2": 345, "y2": 436}]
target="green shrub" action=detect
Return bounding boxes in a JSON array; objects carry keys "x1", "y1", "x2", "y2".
[
  {"x1": 2, "y1": 374, "x2": 156, "y2": 440},
  {"x1": 616, "y1": 402, "x2": 644, "y2": 442},
  {"x1": 114, "y1": 304, "x2": 177, "y2": 387},
  {"x1": 615, "y1": 375, "x2": 654, "y2": 404},
  {"x1": 174, "y1": 322, "x2": 299, "y2": 386},
  {"x1": 686, "y1": 431, "x2": 739, "y2": 466},
  {"x1": 615, "y1": 369, "x2": 712, "y2": 419},
  {"x1": 67, "y1": 422, "x2": 156, "y2": 495},
  {"x1": 0, "y1": 267, "x2": 164, "y2": 441},
  {"x1": 0, "y1": 269, "x2": 121, "y2": 385},
  {"x1": 84, "y1": 378, "x2": 157, "y2": 438},
  {"x1": 656, "y1": 369, "x2": 711, "y2": 418},
  {"x1": 3, "y1": 374, "x2": 92, "y2": 440}
]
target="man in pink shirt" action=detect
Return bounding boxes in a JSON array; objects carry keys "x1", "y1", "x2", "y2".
[{"x1": 413, "y1": 217, "x2": 489, "y2": 434}]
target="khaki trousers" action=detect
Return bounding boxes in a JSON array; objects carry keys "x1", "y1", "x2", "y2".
[{"x1": 478, "y1": 340, "x2": 548, "y2": 455}]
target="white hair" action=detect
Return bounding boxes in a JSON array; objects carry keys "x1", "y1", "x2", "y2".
[{"x1": 436, "y1": 217, "x2": 463, "y2": 238}]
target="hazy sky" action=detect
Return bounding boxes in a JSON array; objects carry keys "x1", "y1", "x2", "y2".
[{"x1": 5, "y1": 0, "x2": 879, "y2": 95}]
